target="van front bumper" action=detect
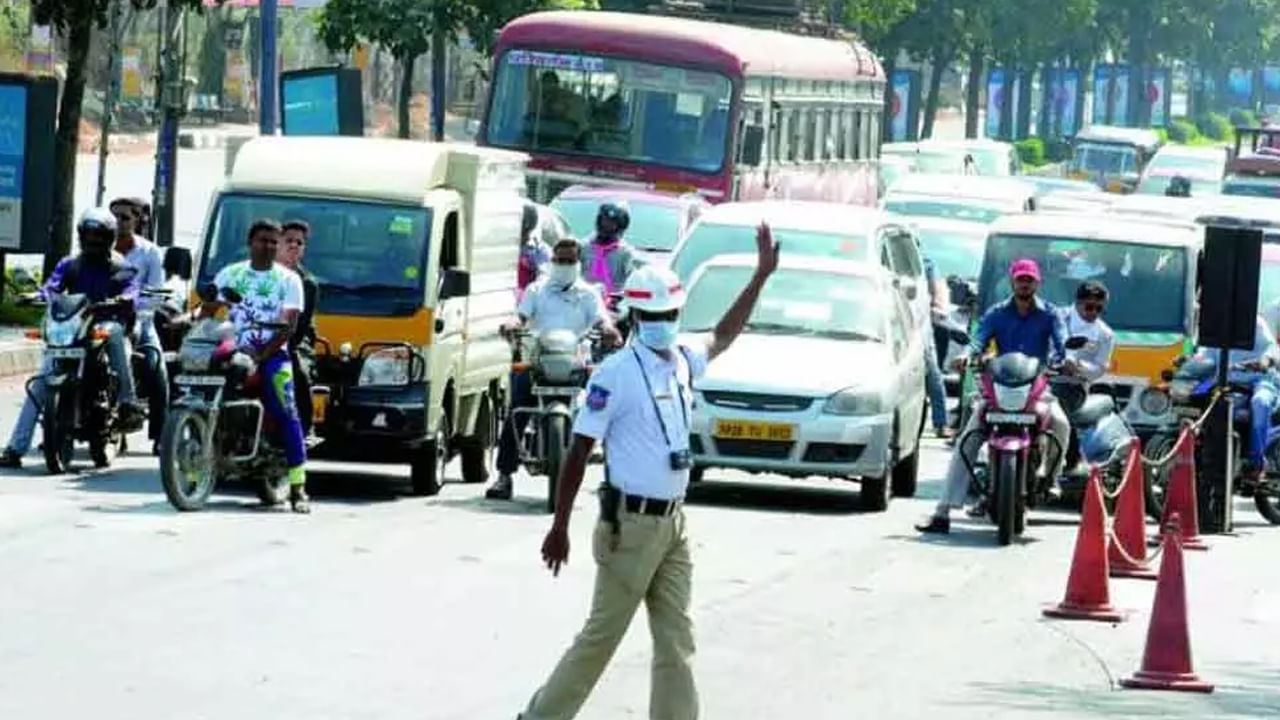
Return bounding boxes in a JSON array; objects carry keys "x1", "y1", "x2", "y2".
[{"x1": 321, "y1": 382, "x2": 429, "y2": 443}]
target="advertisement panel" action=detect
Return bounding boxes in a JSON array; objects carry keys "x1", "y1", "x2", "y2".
[
  {"x1": 1147, "y1": 69, "x2": 1170, "y2": 127},
  {"x1": 0, "y1": 83, "x2": 26, "y2": 250},
  {"x1": 1264, "y1": 66, "x2": 1280, "y2": 106},
  {"x1": 1060, "y1": 69, "x2": 1080, "y2": 136},
  {"x1": 1112, "y1": 67, "x2": 1130, "y2": 126},
  {"x1": 1227, "y1": 67, "x2": 1254, "y2": 108},
  {"x1": 986, "y1": 68, "x2": 1006, "y2": 138},
  {"x1": 281, "y1": 73, "x2": 340, "y2": 135},
  {"x1": 224, "y1": 55, "x2": 247, "y2": 107},
  {"x1": 889, "y1": 69, "x2": 912, "y2": 141},
  {"x1": 121, "y1": 48, "x2": 143, "y2": 100},
  {"x1": 25, "y1": 26, "x2": 52, "y2": 74}
]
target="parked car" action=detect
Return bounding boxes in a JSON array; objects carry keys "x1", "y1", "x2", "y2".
[
  {"x1": 1135, "y1": 145, "x2": 1228, "y2": 196},
  {"x1": 1223, "y1": 151, "x2": 1280, "y2": 199},
  {"x1": 550, "y1": 185, "x2": 708, "y2": 263},
  {"x1": 882, "y1": 173, "x2": 1039, "y2": 223},
  {"x1": 679, "y1": 254, "x2": 926, "y2": 511},
  {"x1": 917, "y1": 138, "x2": 1022, "y2": 176}
]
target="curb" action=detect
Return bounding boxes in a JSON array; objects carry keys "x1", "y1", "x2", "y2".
[{"x1": 0, "y1": 339, "x2": 43, "y2": 381}]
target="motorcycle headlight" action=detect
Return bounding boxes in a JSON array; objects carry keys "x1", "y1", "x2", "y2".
[
  {"x1": 1138, "y1": 388, "x2": 1171, "y2": 416},
  {"x1": 822, "y1": 388, "x2": 883, "y2": 416},
  {"x1": 358, "y1": 347, "x2": 424, "y2": 387},
  {"x1": 43, "y1": 318, "x2": 79, "y2": 347},
  {"x1": 993, "y1": 384, "x2": 1031, "y2": 411},
  {"x1": 1168, "y1": 379, "x2": 1195, "y2": 403}
]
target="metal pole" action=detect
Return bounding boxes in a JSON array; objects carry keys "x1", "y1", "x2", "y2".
[
  {"x1": 1225, "y1": 392, "x2": 1235, "y2": 533},
  {"x1": 259, "y1": 0, "x2": 278, "y2": 134},
  {"x1": 152, "y1": 2, "x2": 183, "y2": 248},
  {"x1": 95, "y1": 0, "x2": 124, "y2": 207}
]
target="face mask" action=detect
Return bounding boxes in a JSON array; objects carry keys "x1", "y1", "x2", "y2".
[
  {"x1": 549, "y1": 263, "x2": 579, "y2": 286},
  {"x1": 637, "y1": 320, "x2": 678, "y2": 351}
]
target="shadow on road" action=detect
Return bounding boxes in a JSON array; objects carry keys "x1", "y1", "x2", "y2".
[{"x1": 685, "y1": 479, "x2": 865, "y2": 515}]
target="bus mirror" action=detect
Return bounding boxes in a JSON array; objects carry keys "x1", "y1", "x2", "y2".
[{"x1": 741, "y1": 125, "x2": 765, "y2": 167}]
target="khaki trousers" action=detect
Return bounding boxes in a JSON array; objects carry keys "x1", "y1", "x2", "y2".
[{"x1": 523, "y1": 508, "x2": 697, "y2": 720}]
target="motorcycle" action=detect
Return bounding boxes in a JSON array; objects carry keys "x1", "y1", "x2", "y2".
[
  {"x1": 158, "y1": 286, "x2": 295, "y2": 511},
  {"x1": 1145, "y1": 356, "x2": 1280, "y2": 525},
  {"x1": 508, "y1": 327, "x2": 600, "y2": 513},
  {"x1": 1051, "y1": 376, "x2": 1142, "y2": 503},
  {"x1": 24, "y1": 293, "x2": 138, "y2": 473}
]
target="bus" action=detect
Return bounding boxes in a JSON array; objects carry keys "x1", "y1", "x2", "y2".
[{"x1": 478, "y1": 10, "x2": 885, "y2": 205}]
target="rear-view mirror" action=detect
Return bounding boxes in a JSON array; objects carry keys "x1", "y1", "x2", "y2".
[
  {"x1": 740, "y1": 125, "x2": 764, "y2": 167},
  {"x1": 440, "y1": 268, "x2": 471, "y2": 300},
  {"x1": 1065, "y1": 335, "x2": 1089, "y2": 350},
  {"x1": 164, "y1": 246, "x2": 193, "y2": 281}
]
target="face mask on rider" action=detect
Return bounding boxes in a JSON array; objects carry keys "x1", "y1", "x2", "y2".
[
  {"x1": 636, "y1": 320, "x2": 678, "y2": 351},
  {"x1": 549, "y1": 262, "x2": 579, "y2": 286}
]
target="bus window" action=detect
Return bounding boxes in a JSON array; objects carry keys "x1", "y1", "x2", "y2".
[
  {"x1": 803, "y1": 109, "x2": 817, "y2": 162},
  {"x1": 851, "y1": 111, "x2": 863, "y2": 160},
  {"x1": 864, "y1": 110, "x2": 877, "y2": 158},
  {"x1": 819, "y1": 109, "x2": 833, "y2": 161},
  {"x1": 787, "y1": 108, "x2": 801, "y2": 163},
  {"x1": 835, "y1": 109, "x2": 848, "y2": 160}
]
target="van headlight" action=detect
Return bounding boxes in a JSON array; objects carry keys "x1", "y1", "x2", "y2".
[
  {"x1": 358, "y1": 347, "x2": 424, "y2": 387},
  {"x1": 44, "y1": 318, "x2": 79, "y2": 347},
  {"x1": 1138, "y1": 388, "x2": 1171, "y2": 416},
  {"x1": 822, "y1": 388, "x2": 883, "y2": 416}
]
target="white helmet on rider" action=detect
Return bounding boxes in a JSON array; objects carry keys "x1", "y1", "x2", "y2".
[
  {"x1": 620, "y1": 265, "x2": 686, "y2": 314},
  {"x1": 77, "y1": 206, "x2": 118, "y2": 236}
]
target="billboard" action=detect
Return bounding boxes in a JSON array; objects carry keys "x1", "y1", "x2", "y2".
[
  {"x1": 1264, "y1": 66, "x2": 1280, "y2": 106},
  {"x1": 888, "y1": 69, "x2": 919, "y2": 142},
  {"x1": 1093, "y1": 64, "x2": 1132, "y2": 126},
  {"x1": 122, "y1": 48, "x2": 143, "y2": 100},
  {"x1": 0, "y1": 83, "x2": 25, "y2": 249},
  {"x1": 282, "y1": 73, "x2": 340, "y2": 135},
  {"x1": 1045, "y1": 68, "x2": 1081, "y2": 138},
  {"x1": 1227, "y1": 67, "x2": 1254, "y2": 108},
  {"x1": 1146, "y1": 68, "x2": 1171, "y2": 127}
]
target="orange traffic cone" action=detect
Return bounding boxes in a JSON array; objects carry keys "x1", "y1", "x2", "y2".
[
  {"x1": 1043, "y1": 468, "x2": 1126, "y2": 623},
  {"x1": 1157, "y1": 428, "x2": 1208, "y2": 551},
  {"x1": 1120, "y1": 515, "x2": 1215, "y2": 693},
  {"x1": 1110, "y1": 438, "x2": 1158, "y2": 580}
]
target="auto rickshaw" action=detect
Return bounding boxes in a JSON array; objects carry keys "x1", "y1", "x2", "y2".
[{"x1": 1065, "y1": 126, "x2": 1163, "y2": 194}]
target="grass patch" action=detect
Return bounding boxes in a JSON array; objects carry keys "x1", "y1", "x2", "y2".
[{"x1": 0, "y1": 300, "x2": 42, "y2": 328}]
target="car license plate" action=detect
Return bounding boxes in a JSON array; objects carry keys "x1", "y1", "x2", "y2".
[
  {"x1": 45, "y1": 348, "x2": 84, "y2": 359},
  {"x1": 713, "y1": 419, "x2": 795, "y2": 442},
  {"x1": 175, "y1": 375, "x2": 225, "y2": 387},
  {"x1": 986, "y1": 412, "x2": 1037, "y2": 425},
  {"x1": 312, "y1": 391, "x2": 329, "y2": 425}
]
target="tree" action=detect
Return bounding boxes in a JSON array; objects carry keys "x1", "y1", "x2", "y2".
[
  {"x1": 318, "y1": 0, "x2": 595, "y2": 140},
  {"x1": 34, "y1": 0, "x2": 211, "y2": 276}
]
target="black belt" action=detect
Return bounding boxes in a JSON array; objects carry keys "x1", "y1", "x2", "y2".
[{"x1": 623, "y1": 493, "x2": 681, "y2": 517}]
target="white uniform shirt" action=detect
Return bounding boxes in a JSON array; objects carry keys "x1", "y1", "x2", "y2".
[
  {"x1": 517, "y1": 278, "x2": 607, "y2": 334},
  {"x1": 120, "y1": 236, "x2": 165, "y2": 311},
  {"x1": 1058, "y1": 306, "x2": 1115, "y2": 384},
  {"x1": 573, "y1": 341, "x2": 709, "y2": 500}
]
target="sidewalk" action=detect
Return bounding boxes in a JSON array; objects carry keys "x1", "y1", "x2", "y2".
[{"x1": 0, "y1": 326, "x2": 41, "y2": 381}]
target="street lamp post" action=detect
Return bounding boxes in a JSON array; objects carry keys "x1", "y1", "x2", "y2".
[{"x1": 259, "y1": 0, "x2": 278, "y2": 134}]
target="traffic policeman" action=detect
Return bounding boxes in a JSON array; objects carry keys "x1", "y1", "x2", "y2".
[{"x1": 518, "y1": 224, "x2": 780, "y2": 720}]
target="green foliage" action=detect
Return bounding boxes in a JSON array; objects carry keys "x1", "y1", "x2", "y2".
[
  {"x1": 1014, "y1": 137, "x2": 1046, "y2": 167},
  {"x1": 31, "y1": 0, "x2": 212, "y2": 32},
  {"x1": 1229, "y1": 107, "x2": 1259, "y2": 128},
  {"x1": 1196, "y1": 112, "x2": 1234, "y2": 142},
  {"x1": 1043, "y1": 139, "x2": 1072, "y2": 163},
  {"x1": 1166, "y1": 117, "x2": 1200, "y2": 144}
]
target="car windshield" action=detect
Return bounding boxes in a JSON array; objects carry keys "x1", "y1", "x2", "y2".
[
  {"x1": 1135, "y1": 174, "x2": 1222, "y2": 196},
  {"x1": 1072, "y1": 143, "x2": 1138, "y2": 175},
  {"x1": 884, "y1": 198, "x2": 1007, "y2": 223},
  {"x1": 910, "y1": 151, "x2": 966, "y2": 173},
  {"x1": 672, "y1": 223, "x2": 868, "y2": 284},
  {"x1": 680, "y1": 266, "x2": 885, "y2": 341},
  {"x1": 915, "y1": 226, "x2": 987, "y2": 280},
  {"x1": 1224, "y1": 177, "x2": 1280, "y2": 199},
  {"x1": 1147, "y1": 154, "x2": 1222, "y2": 176},
  {"x1": 980, "y1": 233, "x2": 1188, "y2": 333},
  {"x1": 199, "y1": 193, "x2": 431, "y2": 317},
  {"x1": 966, "y1": 148, "x2": 1008, "y2": 175},
  {"x1": 485, "y1": 49, "x2": 733, "y2": 174},
  {"x1": 551, "y1": 197, "x2": 682, "y2": 251}
]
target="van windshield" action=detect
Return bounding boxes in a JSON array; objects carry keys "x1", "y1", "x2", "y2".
[{"x1": 199, "y1": 193, "x2": 432, "y2": 317}]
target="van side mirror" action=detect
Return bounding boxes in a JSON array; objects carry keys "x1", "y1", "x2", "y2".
[
  {"x1": 164, "y1": 246, "x2": 193, "y2": 281},
  {"x1": 440, "y1": 268, "x2": 470, "y2": 300},
  {"x1": 740, "y1": 125, "x2": 765, "y2": 167}
]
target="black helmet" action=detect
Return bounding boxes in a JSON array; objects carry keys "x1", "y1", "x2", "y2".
[
  {"x1": 596, "y1": 200, "x2": 630, "y2": 234},
  {"x1": 521, "y1": 201, "x2": 539, "y2": 239},
  {"x1": 77, "y1": 207, "x2": 117, "y2": 241},
  {"x1": 1165, "y1": 175, "x2": 1192, "y2": 198}
]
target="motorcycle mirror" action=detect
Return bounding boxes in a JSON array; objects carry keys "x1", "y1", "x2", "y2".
[{"x1": 1065, "y1": 335, "x2": 1089, "y2": 350}]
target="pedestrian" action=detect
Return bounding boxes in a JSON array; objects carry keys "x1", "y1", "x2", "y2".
[
  {"x1": 517, "y1": 224, "x2": 779, "y2": 720},
  {"x1": 921, "y1": 257, "x2": 951, "y2": 438}
]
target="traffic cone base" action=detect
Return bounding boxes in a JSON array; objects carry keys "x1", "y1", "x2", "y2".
[
  {"x1": 1110, "y1": 562, "x2": 1158, "y2": 581},
  {"x1": 1120, "y1": 670, "x2": 1214, "y2": 693},
  {"x1": 1042, "y1": 603, "x2": 1126, "y2": 622},
  {"x1": 1043, "y1": 470, "x2": 1126, "y2": 624}
]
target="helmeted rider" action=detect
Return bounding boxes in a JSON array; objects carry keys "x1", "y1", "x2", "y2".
[
  {"x1": 0, "y1": 208, "x2": 145, "y2": 468},
  {"x1": 917, "y1": 258, "x2": 1077, "y2": 534},
  {"x1": 580, "y1": 200, "x2": 645, "y2": 307},
  {"x1": 486, "y1": 238, "x2": 623, "y2": 500}
]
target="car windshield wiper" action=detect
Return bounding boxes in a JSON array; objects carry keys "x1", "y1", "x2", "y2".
[
  {"x1": 811, "y1": 329, "x2": 882, "y2": 342},
  {"x1": 744, "y1": 321, "x2": 804, "y2": 335}
]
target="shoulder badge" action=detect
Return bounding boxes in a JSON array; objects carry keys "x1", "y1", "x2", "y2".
[{"x1": 586, "y1": 384, "x2": 610, "y2": 411}]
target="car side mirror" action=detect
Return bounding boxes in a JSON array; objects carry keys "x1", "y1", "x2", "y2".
[
  {"x1": 740, "y1": 124, "x2": 765, "y2": 167},
  {"x1": 439, "y1": 268, "x2": 470, "y2": 300},
  {"x1": 164, "y1": 246, "x2": 193, "y2": 281},
  {"x1": 1065, "y1": 335, "x2": 1089, "y2": 350}
]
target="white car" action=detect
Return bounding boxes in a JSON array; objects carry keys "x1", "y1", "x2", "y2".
[
  {"x1": 1135, "y1": 145, "x2": 1229, "y2": 196},
  {"x1": 882, "y1": 173, "x2": 1039, "y2": 224},
  {"x1": 881, "y1": 141, "x2": 969, "y2": 175},
  {"x1": 679, "y1": 254, "x2": 926, "y2": 511},
  {"x1": 916, "y1": 138, "x2": 1023, "y2": 176}
]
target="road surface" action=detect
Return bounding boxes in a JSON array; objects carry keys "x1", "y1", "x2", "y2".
[{"x1": 0, "y1": 375, "x2": 1276, "y2": 719}]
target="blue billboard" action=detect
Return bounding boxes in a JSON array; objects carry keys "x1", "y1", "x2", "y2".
[
  {"x1": 0, "y1": 83, "x2": 26, "y2": 250},
  {"x1": 281, "y1": 73, "x2": 340, "y2": 135}
]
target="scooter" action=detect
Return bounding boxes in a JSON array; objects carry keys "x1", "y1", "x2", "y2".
[{"x1": 1052, "y1": 376, "x2": 1142, "y2": 503}]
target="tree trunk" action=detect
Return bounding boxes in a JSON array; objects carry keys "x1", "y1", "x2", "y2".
[
  {"x1": 921, "y1": 46, "x2": 950, "y2": 138},
  {"x1": 47, "y1": 18, "x2": 94, "y2": 279},
  {"x1": 197, "y1": 8, "x2": 227, "y2": 96},
  {"x1": 999, "y1": 65, "x2": 1015, "y2": 141},
  {"x1": 1127, "y1": 8, "x2": 1150, "y2": 126},
  {"x1": 431, "y1": 26, "x2": 446, "y2": 141},
  {"x1": 398, "y1": 54, "x2": 415, "y2": 139},
  {"x1": 965, "y1": 50, "x2": 982, "y2": 139},
  {"x1": 881, "y1": 48, "x2": 897, "y2": 142}
]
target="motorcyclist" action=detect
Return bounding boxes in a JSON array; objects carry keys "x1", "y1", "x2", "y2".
[
  {"x1": 0, "y1": 208, "x2": 145, "y2": 468},
  {"x1": 518, "y1": 201, "x2": 551, "y2": 297},
  {"x1": 203, "y1": 219, "x2": 310, "y2": 513},
  {"x1": 916, "y1": 258, "x2": 1076, "y2": 534},
  {"x1": 109, "y1": 196, "x2": 168, "y2": 454},
  {"x1": 579, "y1": 200, "x2": 645, "y2": 308},
  {"x1": 486, "y1": 238, "x2": 623, "y2": 500},
  {"x1": 277, "y1": 219, "x2": 319, "y2": 436}
]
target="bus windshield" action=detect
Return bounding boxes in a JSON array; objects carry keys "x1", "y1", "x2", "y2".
[
  {"x1": 1071, "y1": 143, "x2": 1138, "y2": 176},
  {"x1": 199, "y1": 193, "x2": 431, "y2": 318},
  {"x1": 486, "y1": 49, "x2": 734, "y2": 174},
  {"x1": 979, "y1": 234, "x2": 1188, "y2": 334}
]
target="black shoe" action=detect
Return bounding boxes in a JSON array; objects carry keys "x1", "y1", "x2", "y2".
[
  {"x1": 486, "y1": 473, "x2": 514, "y2": 500},
  {"x1": 915, "y1": 515, "x2": 950, "y2": 534},
  {"x1": 290, "y1": 486, "x2": 311, "y2": 514},
  {"x1": 0, "y1": 450, "x2": 21, "y2": 469}
]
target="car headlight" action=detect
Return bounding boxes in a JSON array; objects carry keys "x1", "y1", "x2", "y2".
[
  {"x1": 358, "y1": 347, "x2": 424, "y2": 387},
  {"x1": 822, "y1": 388, "x2": 883, "y2": 416},
  {"x1": 1138, "y1": 388, "x2": 1171, "y2": 416},
  {"x1": 44, "y1": 318, "x2": 79, "y2": 347},
  {"x1": 993, "y1": 384, "x2": 1031, "y2": 411}
]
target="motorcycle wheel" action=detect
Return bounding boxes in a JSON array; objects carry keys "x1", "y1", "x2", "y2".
[
  {"x1": 42, "y1": 389, "x2": 74, "y2": 474},
  {"x1": 544, "y1": 414, "x2": 567, "y2": 515},
  {"x1": 256, "y1": 472, "x2": 290, "y2": 507},
  {"x1": 996, "y1": 453, "x2": 1017, "y2": 546},
  {"x1": 160, "y1": 408, "x2": 216, "y2": 511},
  {"x1": 1141, "y1": 433, "x2": 1177, "y2": 521}
]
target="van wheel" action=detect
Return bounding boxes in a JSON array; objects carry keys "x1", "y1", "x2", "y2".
[
  {"x1": 459, "y1": 393, "x2": 494, "y2": 485},
  {"x1": 411, "y1": 411, "x2": 450, "y2": 497}
]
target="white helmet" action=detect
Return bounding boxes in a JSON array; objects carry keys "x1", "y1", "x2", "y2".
[
  {"x1": 621, "y1": 265, "x2": 686, "y2": 313},
  {"x1": 76, "y1": 206, "x2": 118, "y2": 236}
]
